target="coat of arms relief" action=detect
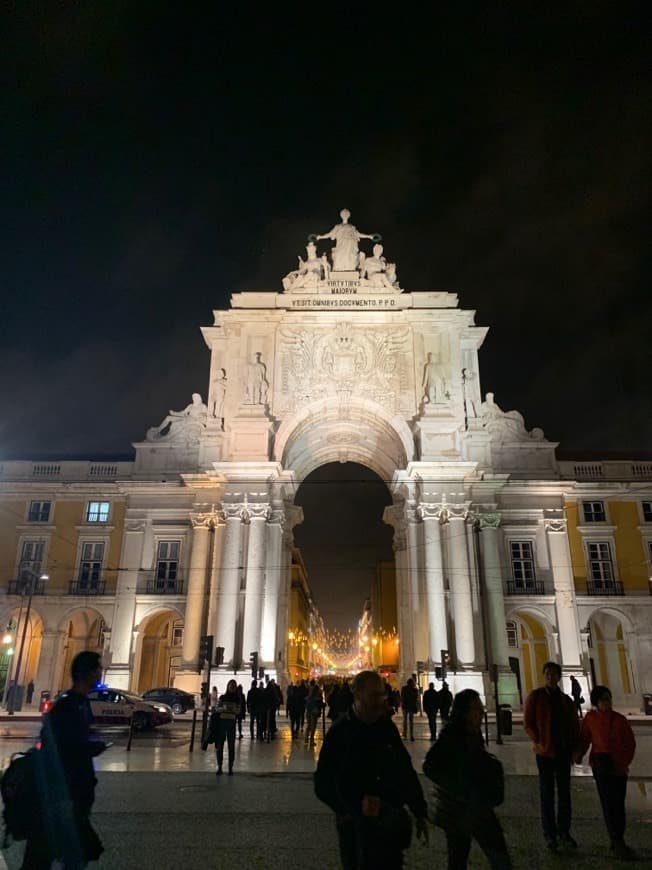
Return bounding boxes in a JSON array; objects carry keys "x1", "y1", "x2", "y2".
[{"x1": 275, "y1": 322, "x2": 414, "y2": 416}]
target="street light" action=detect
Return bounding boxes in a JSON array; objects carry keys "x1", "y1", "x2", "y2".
[
  {"x1": 7, "y1": 567, "x2": 48, "y2": 714},
  {"x1": 1, "y1": 623, "x2": 15, "y2": 706}
]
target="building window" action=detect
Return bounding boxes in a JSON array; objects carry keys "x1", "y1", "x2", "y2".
[
  {"x1": 587, "y1": 541, "x2": 614, "y2": 586},
  {"x1": 506, "y1": 620, "x2": 518, "y2": 648},
  {"x1": 19, "y1": 540, "x2": 44, "y2": 580},
  {"x1": 79, "y1": 542, "x2": 104, "y2": 589},
  {"x1": 172, "y1": 620, "x2": 184, "y2": 647},
  {"x1": 582, "y1": 500, "x2": 606, "y2": 523},
  {"x1": 28, "y1": 501, "x2": 51, "y2": 522},
  {"x1": 85, "y1": 501, "x2": 110, "y2": 523},
  {"x1": 155, "y1": 541, "x2": 180, "y2": 590},
  {"x1": 510, "y1": 542, "x2": 536, "y2": 589},
  {"x1": 642, "y1": 501, "x2": 652, "y2": 522}
]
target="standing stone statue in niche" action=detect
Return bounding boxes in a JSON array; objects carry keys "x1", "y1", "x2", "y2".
[
  {"x1": 245, "y1": 353, "x2": 269, "y2": 405},
  {"x1": 212, "y1": 368, "x2": 227, "y2": 429},
  {"x1": 422, "y1": 352, "x2": 450, "y2": 404},
  {"x1": 315, "y1": 208, "x2": 375, "y2": 271},
  {"x1": 146, "y1": 393, "x2": 208, "y2": 443}
]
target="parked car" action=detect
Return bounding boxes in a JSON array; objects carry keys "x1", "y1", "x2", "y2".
[
  {"x1": 42, "y1": 688, "x2": 173, "y2": 730},
  {"x1": 141, "y1": 687, "x2": 196, "y2": 715}
]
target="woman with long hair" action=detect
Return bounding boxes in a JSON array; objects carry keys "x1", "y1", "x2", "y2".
[
  {"x1": 423, "y1": 688, "x2": 510, "y2": 869},
  {"x1": 575, "y1": 685, "x2": 636, "y2": 860}
]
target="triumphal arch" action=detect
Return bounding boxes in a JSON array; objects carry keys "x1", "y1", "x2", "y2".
[{"x1": 117, "y1": 209, "x2": 570, "y2": 704}]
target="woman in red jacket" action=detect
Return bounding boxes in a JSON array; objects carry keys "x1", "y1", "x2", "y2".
[{"x1": 575, "y1": 685, "x2": 636, "y2": 861}]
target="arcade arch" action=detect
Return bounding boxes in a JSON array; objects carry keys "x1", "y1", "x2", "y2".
[
  {"x1": 506, "y1": 610, "x2": 552, "y2": 700},
  {"x1": 587, "y1": 608, "x2": 636, "y2": 706},
  {"x1": 60, "y1": 607, "x2": 106, "y2": 692},
  {"x1": 0, "y1": 607, "x2": 43, "y2": 694},
  {"x1": 135, "y1": 608, "x2": 184, "y2": 694}
]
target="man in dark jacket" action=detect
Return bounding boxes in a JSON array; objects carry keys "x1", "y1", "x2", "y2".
[
  {"x1": 315, "y1": 670, "x2": 428, "y2": 869},
  {"x1": 25, "y1": 650, "x2": 106, "y2": 869},
  {"x1": 246, "y1": 679, "x2": 263, "y2": 740},
  {"x1": 400, "y1": 678, "x2": 419, "y2": 741},
  {"x1": 438, "y1": 681, "x2": 453, "y2": 723},
  {"x1": 422, "y1": 682, "x2": 439, "y2": 740},
  {"x1": 524, "y1": 661, "x2": 580, "y2": 852}
]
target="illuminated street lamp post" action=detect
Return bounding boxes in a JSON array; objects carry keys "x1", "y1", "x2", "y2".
[
  {"x1": 1, "y1": 623, "x2": 15, "y2": 706},
  {"x1": 7, "y1": 567, "x2": 48, "y2": 714}
]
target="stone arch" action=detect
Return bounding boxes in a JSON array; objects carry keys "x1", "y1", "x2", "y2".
[
  {"x1": 59, "y1": 606, "x2": 107, "y2": 692},
  {"x1": 0, "y1": 605, "x2": 44, "y2": 699},
  {"x1": 134, "y1": 607, "x2": 185, "y2": 694},
  {"x1": 274, "y1": 397, "x2": 414, "y2": 482},
  {"x1": 586, "y1": 608, "x2": 637, "y2": 705},
  {"x1": 505, "y1": 607, "x2": 553, "y2": 698}
]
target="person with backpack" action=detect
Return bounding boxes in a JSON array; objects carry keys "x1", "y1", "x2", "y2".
[
  {"x1": 24, "y1": 650, "x2": 106, "y2": 868},
  {"x1": 424, "y1": 688, "x2": 510, "y2": 869}
]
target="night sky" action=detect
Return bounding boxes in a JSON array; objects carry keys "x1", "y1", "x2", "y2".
[{"x1": 2, "y1": 7, "x2": 650, "y2": 626}]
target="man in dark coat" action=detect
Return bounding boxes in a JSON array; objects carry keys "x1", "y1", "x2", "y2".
[
  {"x1": 246, "y1": 679, "x2": 263, "y2": 740},
  {"x1": 524, "y1": 661, "x2": 580, "y2": 852},
  {"x1": 422, "y1": 682, "x2": 439, "y2": 740},
  {"x1": 438, "y1": 681, "x2": 453, "y2": 724},
  {"x1": 400, "y1": 678, "x2": 419, "y2": 741},
  {"x1": 25, "y1": 650, "x2": 106, "y2": 868},
  {"x1": 315, "y1": 670, "x2": 428, "y2": 869}
]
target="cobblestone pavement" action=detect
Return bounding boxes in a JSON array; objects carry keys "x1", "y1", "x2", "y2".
[{"x1": 1, "y1": 717, "x2": 651, "y2": 868}]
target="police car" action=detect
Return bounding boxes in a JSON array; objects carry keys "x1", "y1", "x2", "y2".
[{"x1": 43, "y1": 688, "x2": 173, "y2": 730}]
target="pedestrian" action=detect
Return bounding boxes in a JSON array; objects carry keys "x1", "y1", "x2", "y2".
[
  {"x1": 305, "y1": 683, "x2": 323, "y2": 747},
  {"x1": 210, "y1": 685, "x2": 219, "y2": 707},
  {"x1": 236, "y1": 683, "x2": 246, "y2": 739},
  {"x1": 574, "y1": 685, "x2": 636, "y2": 860},
  {"x1": 400, "y1": 677, "x2": 419, "y2": 741},
  {"x1": 26, "y1": 680, "x2": 35, "y2": 705},
  {"x1": 524, "y1": 661, "x2": 580, "y2": 852},
  {"x1": 209, "y1": 678, "x2": 240, "y2": 775},
  {"x1": 297, "y1": 679, "x2": 309, "y2": 730},
  {"x1": 438, "y1": 681, "x2": 452, "y2": 724},
  {"x1": 339, "y1": 679, "x2": 353, "y2": 717},
  {"x1": 25, "y1": 650, "x2": 106, "y2": 868},
  {"x1": 247, "y1": 679, "x2": 263, "y2": 740},
  {"x1": 327, "y1": 683, "x2": 340, "y2": 721},
  {"x1": 314, "y1": 670, "x2": 429, "y2": 870},
  {"x1": 287, "y1": 683, "x2": 303, "y2": 738},
  {"x1": 570, "y1": 675, "x2": 584, "y2": 719},
  {"x1": 424, "y1": 688, "x2": 510, "y2": 869},
  {"x1": 422, "y1": 681, "x2": 439, "y2": 740}
]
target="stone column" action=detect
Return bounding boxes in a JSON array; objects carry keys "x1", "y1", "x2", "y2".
[
  {"x1": 181, "y1": 511, "x2": 215, "y2": 668},
  {"x1": 260, "y1": 510, "x2": 284, "y2": 665},
  {"x1": 215, "y1": 505, "x2": 245, "y2": 667},
  {"x1": 241, "y1": 505, "x2": 270, "y2": 662},
  {"x1": 418, "y1": 504, "x2": 448, "y2": 665},
  {"x1": 545, "y1": 516, "x2": 586, "y2": 696},
  {"x1": 478, "y1": 513, "x2": 509, "y2": 669},
  {"x1": 447, "y1": 507, "x2": 475, "y2": 667},
  {"x1": 106, "y1": 519, "x2": 145, "y2": 689},
  {"x1": 392, "y1": 526, "x2": 411, "y2": 680},
  {"x1": 206, "y1": 515, "x2": 226, "y2": 641},
  {"x1": 34, "y1": 630, "x2": 65, "y2": 699},
  {"x1": 406, "y1": 508, "x2": 425, "y2": 665}
]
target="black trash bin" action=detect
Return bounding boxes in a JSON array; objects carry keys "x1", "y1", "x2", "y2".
[
  {"x1": 643, "y1": 694, "x2": 652, "y2": 716},
  {"x1": 39, "y1": 690, "x2": 51, "y2": 713},
  {"x1": 498, "y1": 704, "x2": 513, "y2": 736}
]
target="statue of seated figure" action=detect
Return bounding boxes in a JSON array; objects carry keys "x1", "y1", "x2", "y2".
[
  {"x1": 360, "y1": 244, "x2": 398, "y2": 289},
  {"x1": 146, "y1": 393, "x2": 208, "y2": 444},
  {"x1": 282, "y1": 242, "x2": 326, "y2": 291}
]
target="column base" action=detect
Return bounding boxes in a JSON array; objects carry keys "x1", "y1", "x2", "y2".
[{"x1": 104, "y1": 665, "x2": 131, "y2": 691}]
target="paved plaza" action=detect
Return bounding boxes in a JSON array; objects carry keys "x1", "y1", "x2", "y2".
[{"x1": 1, "y1": 716, "x2": 651, "y2": 868}]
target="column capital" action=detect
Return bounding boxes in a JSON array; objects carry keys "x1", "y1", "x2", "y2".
[
  {"x1": 220, "y1": 502, "x2": 248, "y2": 521},
  {"x1": 478, "y1": 512, "x2": 501, "y2": 530},
  {"x1": 447, "y1": 503, "x2": 471, "y2": 521},
  {"x1": 245, "y1": 503, "x2": 271, "y2": 522},
  {"x1": 191, "y1": 511, "x2": 216, "y2": 530},
  {"x1": 417, "y1": 503, "x2": 445, "y2": 522},
  {"x1": 268, "y1": 509, "x2": 286, "y2": 527}
]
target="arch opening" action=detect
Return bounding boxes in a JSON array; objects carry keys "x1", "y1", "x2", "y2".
[{"x1": 135, "y1": 609, "x2": 184, "y2": 693}]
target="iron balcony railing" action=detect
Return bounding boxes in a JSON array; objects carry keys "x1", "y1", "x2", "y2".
[
  {"x1": 146, "y1": 579, "x2": 185, "y2": 595},
  {"x1": 68, "y1": 580, "x2": 108, "y2": 595},
  {"x1": 505, "y1": 580, "x2": 545, "y2": 595},
  {"x1": 586, "y1": 579, "x2": 624, "y2": 596},
  {"x1": 7, "y1": 579, "x2": 47, "y2": 595}
]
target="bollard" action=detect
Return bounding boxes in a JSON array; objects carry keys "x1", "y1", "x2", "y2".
[
  {"x1": 126, "y1": 713, "x2": 136, "y2": 752},
  {"x1": 189, "y1": 708, "x2": 198, "y2": 753},
  {"x1": 201, "y1": 708, "x2": 209, "y2": 751}
]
